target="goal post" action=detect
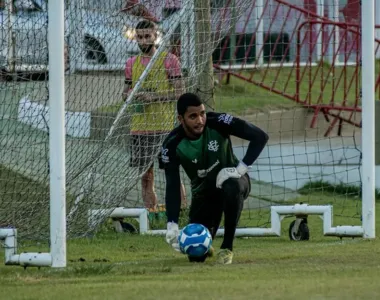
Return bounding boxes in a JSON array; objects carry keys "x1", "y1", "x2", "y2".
[
  {"x1": 48, "y1": 0, "x2": 67, "y2": 267},
  {"x1": 0, "y1": 0, "x2": 67, "y2": 268},
  {"x1": 361, "y1": 0, "x2": 376, "y2": 239}
]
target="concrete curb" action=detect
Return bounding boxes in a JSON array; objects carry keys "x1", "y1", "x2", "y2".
[{"x1": 18, "y1": 97, "x2": 91, "y2": 138}]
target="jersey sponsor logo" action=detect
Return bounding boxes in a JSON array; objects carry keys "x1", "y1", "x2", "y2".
[
  {"x1": 208, "y1": 140, "x2": 219, "y2": 152},
  {"x1": 161, "y1": 148, "x2": 169, "y2": 163},
  {"x1": 218, "y1": 113, "x2": 233, "y2": 125},
  {"x1": 197, "y1": 159, "x2": 220, "y2": 178}
]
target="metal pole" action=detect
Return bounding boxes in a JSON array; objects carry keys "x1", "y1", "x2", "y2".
[
  {"x1": 376, "y1": 0, "x2": 380, "y2": 58},
  {"x1": 230, "y1": 0, "x2": 236, "y2": 65},
  {"x1": 48, "y1": 0, "x2": 67, "y2": 267},
  {"x1": 5, "y1": 0, "x2": 16, "y2": 78},
  {"x1": 361, "y1": 0, "x2": 376, "y2": 239},
  {"x1": 256, "y1": 0, "x2": 263, "y2": 66},
  {"x1": 194, "y1": 0, "x2": 215, "y2": 109},
  {"x1": 67, "y1": 0, "x2": 85, "y2": 73},
  {"x1": 316, "y1": 0, "x2": 324, "y2": 61},
  {"x1": 327, "y1": 0, "x2": 340, "y2": 65}
]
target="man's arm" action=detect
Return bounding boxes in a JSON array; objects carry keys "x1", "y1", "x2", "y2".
[
  {"x1": 164, "y1": 164, "x2": 182, "y2": 224},
  {"x1": 166, "y1": 53, "x2": 184, "y2": 100},
  {"x1": 159, "y1": 139, "x2": 183, "y2": 251},
  {"x1": 165, "y1": 164, "x2": 182, "y2": 252},
  {"x1": 170, "y1": 76, "x2": 185, "y2": 100},
  {"x1": 122, "y1": 58, "x2": 133, "y2": 101},
  {"x1": 159, "y1": 137, "x2": 182, "y2": 223},
  {"x1": 208, "y1": 112, "x2": 269, "y2": 166},
  {"x1": 209, "y1": 112, "x2": 268, "y2": 188},
  {"x1": 232, "y1": 118, "x2": 269, "y2": 166},
  {"x1": 122, "y1": 80, "x2": 131, "y2": 101}
]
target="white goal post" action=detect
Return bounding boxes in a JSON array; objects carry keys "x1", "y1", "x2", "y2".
[
  {"x1": 88, "y1": 203, "x2": 364, "y2": 238},
  {"x1": 360, "y1": 0, "x2": 376, "y2": 239},
  {"x1": 0, "y1": 1, "x2": 67, "y2": 268}
]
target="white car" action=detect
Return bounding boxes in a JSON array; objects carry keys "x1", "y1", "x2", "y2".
[{"x1": 0, "y1": 0, "x2": 165, "y2": 73}]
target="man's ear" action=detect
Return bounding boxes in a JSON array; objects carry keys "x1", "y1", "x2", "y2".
[{"x1": 177, "y1": 114, "x2": 183, "y2": 124}]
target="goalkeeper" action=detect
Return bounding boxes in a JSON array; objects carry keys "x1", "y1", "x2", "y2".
[{"x1": 159, "y1": 93, "x2": 269, "y2": 264}]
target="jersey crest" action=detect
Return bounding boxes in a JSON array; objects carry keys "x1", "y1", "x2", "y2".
[{"x1": 207, "y1": 140, "x2": 219, "y2": 152}]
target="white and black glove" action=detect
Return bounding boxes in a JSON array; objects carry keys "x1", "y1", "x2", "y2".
[
  {"x1": 165, "y1": 222, "x2": 180, "y2": 252},
  {"x1": 216, "y1": 161, "x2": 249, "y2": 189}
]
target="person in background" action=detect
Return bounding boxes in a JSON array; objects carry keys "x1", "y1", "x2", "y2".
[{"x1": 122, "y1": 19, "x2": 187, "y2": 215}]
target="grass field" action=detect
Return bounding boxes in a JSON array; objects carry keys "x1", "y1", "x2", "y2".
[
  {"x1": 0, "y1": 205, "x2": 379, "y2": 300},
  {"x1": 0, "y1": 166, "x2": 379, "y2": 300},
  {"x1": 96, "y1": 65, "x2": 361, "y2": 115},
  {"x1": 216, "y1": 65, "x2": 360, "y2": 113}
]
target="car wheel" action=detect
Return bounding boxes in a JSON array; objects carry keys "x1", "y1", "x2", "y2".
[{"x1": 84, "y1": 37, "x2": 107, "y2": 64}]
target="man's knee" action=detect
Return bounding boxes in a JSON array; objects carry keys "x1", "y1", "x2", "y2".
[
  {"x1": 221, "y1": 176, "x2": 250, "y2": 201},
  {"x1": 221, "y1": 178, "x2": 241, "y2": 199}
]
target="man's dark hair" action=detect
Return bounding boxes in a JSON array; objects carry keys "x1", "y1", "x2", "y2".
[
  {"x1": 177, "y1": 93, "x2": 203, "y2": 116},
  {"x1": 136, "y1": 20, "x2": 156, "y2": 30}
]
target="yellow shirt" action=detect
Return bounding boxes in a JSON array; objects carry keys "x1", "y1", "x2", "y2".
[{"x1": 130, "y1": 52, "x2": 177, "y2": 134}]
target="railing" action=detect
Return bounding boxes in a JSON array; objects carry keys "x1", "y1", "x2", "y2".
[{"x1": 212, "y1": 0, "x2": 379, "y2": 136}]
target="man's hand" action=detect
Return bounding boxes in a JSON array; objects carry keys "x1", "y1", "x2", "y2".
[
  {"x1": 216, "y1": 168, "x2": 241, "y2": 189},
  {"x1": 166, "y1": 222, "x2": 180, "y2": 252},
  {"x1": 135, "y1": 92, "x2": 155, "y2": 103},
  {"x1": 216, "y1": 161, "x2": 249, "y2": 189}
]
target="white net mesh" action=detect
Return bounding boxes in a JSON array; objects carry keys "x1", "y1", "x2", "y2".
[{"x1": 0, "y1": 0, "x2": 368, "y2": 243}]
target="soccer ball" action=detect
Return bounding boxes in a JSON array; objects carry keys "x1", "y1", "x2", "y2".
[{"x1": 178, "y1": 223, "x2": 212, "y2": 257}]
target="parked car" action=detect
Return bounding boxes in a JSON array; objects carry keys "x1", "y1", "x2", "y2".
[{"x1": 0, "y1": 0, "x2": 165, "y2": 73}]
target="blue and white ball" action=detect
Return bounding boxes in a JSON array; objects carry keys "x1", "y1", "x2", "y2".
[{"x1": 178, "y1": 223, "x2": 212, "y2": 257}]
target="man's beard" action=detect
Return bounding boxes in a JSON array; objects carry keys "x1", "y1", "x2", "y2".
[
  {"x1": 183, "y1": 121, "x2": 203, "y2": 138},
  {"x1": 138, "y1": 43, "x2": 154, "y2": 54}
]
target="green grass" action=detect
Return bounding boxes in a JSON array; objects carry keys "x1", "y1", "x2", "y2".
[
  {"x1": 215, "y1": 65, "x2": 360, "y2": 114},
  {"x1": 0, "y1": 165, "x2": 50, "y2": 232},
  {"x1": 1, "y1": 215, "x2": 379, "y2": 300},
  {"x1": 299, "y1": 180, "x2": 380, "y2": 200},
  {"x1": 0, "y1": 190, "x2": 378, "y2": 300},
  {"x1": 0, "y1": 140, "x2": 376, "y2": 300},
  {"x1": 96, "y1": 65, "x2": 361, "y2": 115},
  {"x1": 0, "y1": 165, "x2": 78, "y2": 238}
]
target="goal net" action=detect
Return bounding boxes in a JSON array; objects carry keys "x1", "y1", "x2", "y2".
[{"x1": 0, "y1": 0, "x2": 374, "y2": 252}]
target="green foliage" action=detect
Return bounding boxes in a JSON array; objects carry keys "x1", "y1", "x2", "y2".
[{"x1": 299, "y1": 180, "x2": 380, "y2": 200}]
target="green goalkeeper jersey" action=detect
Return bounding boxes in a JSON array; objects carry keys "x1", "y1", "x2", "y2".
[
  {"x1": 159, "y1": 111, "x2": 269, "y2": 223},
  {"x1": 162, "y1": 122, "x2": 239, "y2": 197}
]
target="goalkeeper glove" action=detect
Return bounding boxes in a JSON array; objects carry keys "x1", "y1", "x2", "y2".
[
  {"x1": 166, "y1": 222, "x2": 180, "y2": 252},
  {"x1": 216, "y1": 161, "x2": 249, "y2": 189}
]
